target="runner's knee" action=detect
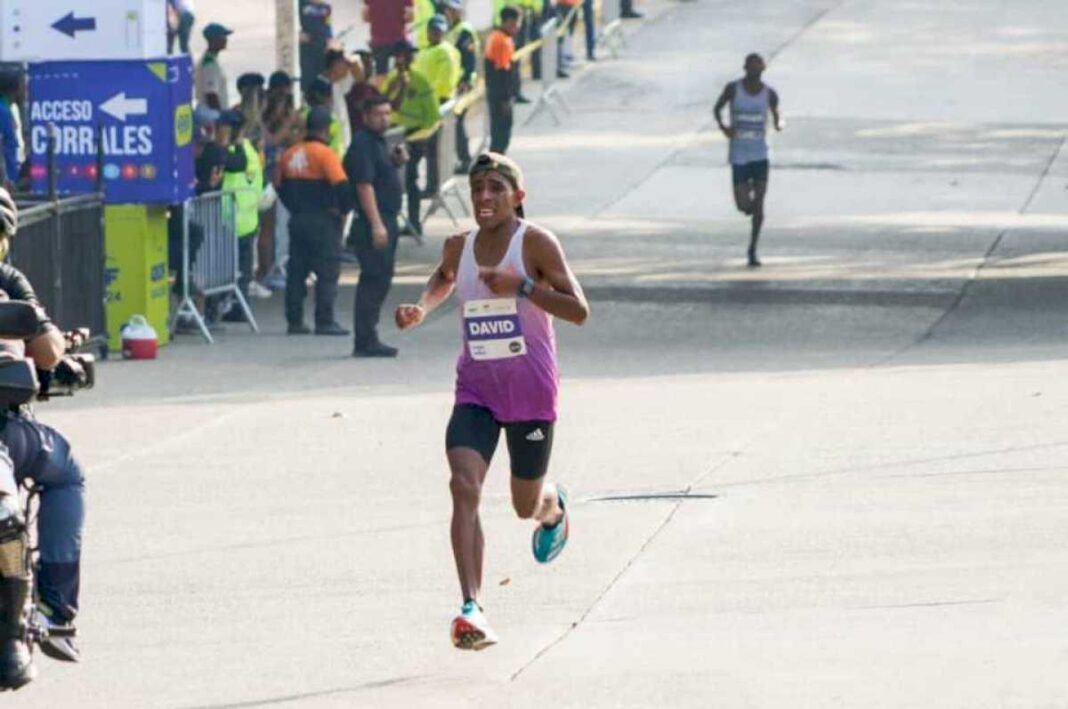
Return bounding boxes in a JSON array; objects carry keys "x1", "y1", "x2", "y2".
[{"x1": 449, "y1": 473, "x2": 481, "y2": 508}]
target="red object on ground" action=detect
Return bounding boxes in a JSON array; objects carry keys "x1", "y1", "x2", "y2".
[{"x1": 121, "y1": 315, "x2": 159, "y2": 360}]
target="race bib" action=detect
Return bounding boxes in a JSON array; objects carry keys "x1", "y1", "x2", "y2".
[{"x1": 464, "y1": 298, "x2": 526, "y2": 361}]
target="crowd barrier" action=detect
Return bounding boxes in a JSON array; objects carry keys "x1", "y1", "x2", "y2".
[
  {"x1": 599, "y1": 0, "x2": 626, "y2": 57},
  {"x1": 12, "y1": 194, "x2": 108, "y2": 353},
  {"x1": 171, "y1": 190, "x2": 259, "y2": 344},
  {"x1": 523, "y1": 11, "x2": 576, "y2": 127}
]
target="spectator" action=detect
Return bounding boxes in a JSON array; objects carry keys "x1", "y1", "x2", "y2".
[
  {"x1": 580, "y1": 0, "x2": 596, "y2": 61},
  {"x1": 218, "y1": 110, "x2": 265, "y2": 321},
  {"x1": 304, "y1": 76, "x2": 345, "y2": 158},
  {"x1": 381, "y1": 39, "x2": 439, "y2": 236},
  {"x1": 195, "y1": 23, "x2": 233, "y2": 110},
  {"x1": 167, "y1": 0, "x2": 196, "y2": 54},
  {"x1": 299, "y1": 0, "x2": 333, "y2": 96},
  {"x1": 260, "y1": 71, "x2": 302, "y2": 290},
  {"x1": 234, "y1": 73, "x2": 267, "y2": 151},
  {"x1": 484, "y1": 7, "x2": 521, "y2": 154},
  {"x1": 344, "y1": 50, "x2": 384, "y2": 138},
  {"x1": 195, "y1": 108, "x2": 227, "y2": 194},
  {"x1": 345, "y1": 95, "x2": 407, "y2": 358},
  {"x1": 443, "y1": 0, "x2": 479, "y2": 172},
  {"x1": 322, "y1": 49, "x2": 358, "y2": 151},
  {"x1": 363, "y1": 0, "x2": 414, "y2": 75},
  {"x1": 276, "y1": 107, "x2": 353, "y2": 336},
  {"x1": 0, "y1": 72, "x2": 23, "y2": 189}
]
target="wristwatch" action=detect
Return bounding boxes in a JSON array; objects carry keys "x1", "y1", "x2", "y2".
[{"x1": 518, "y1": 277, "x2": 536, "y2": 299}]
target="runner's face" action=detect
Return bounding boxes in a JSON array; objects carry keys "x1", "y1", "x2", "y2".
[
  {"x1": 744, "y1": 57, "x2": 765, "y2": 80},
  {"x1": 470, "y1": 172, "x2": 524, "y2": 229}
]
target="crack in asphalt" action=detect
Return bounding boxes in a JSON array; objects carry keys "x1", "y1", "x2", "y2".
[
  {"x1": 878, "y1": 132, "x2": 1068, "y2": 366},
  {"x1": 509, "y1": 450, "x2": 741, "y2": 683}
]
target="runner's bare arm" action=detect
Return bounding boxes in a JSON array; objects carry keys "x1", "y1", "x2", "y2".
[
  {"x1": 395, "y1": 234, "x2": 464, "y2": 330},
  {"x1": 713, "y1": 82, "x2": 736, "y2": 138},
  {"x1": 480, "y1": 228, "x2": 589, "y2": 326},
  {"x1": 769, "y1": 89, "x2": 783, "y2": 131}
]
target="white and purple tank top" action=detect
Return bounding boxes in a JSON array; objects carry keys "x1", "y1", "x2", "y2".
[{"x1": 454, "y1": 220, "x2": 559, "y2": 423}]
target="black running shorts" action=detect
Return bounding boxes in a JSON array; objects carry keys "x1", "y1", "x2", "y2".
[
  {"x1": 731, "y1": 159, "x2": 769, "y2": 185},
  {"x1": 446, "y1": 404, "x2": 555, "y2": 481}
]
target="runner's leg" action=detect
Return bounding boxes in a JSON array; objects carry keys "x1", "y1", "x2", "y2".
[
  {"x1": 749, "y1": 179, "x2": 768, "y2": 259},
  {"x1": 506, "y1": 422, "x2": 561, "y2": 525},
  {"x1": 446, "y1": 406, "x2": 501, "y2": 603}
]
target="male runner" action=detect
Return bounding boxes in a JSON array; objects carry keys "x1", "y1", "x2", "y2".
[
  {"x1": 394, "y1": 153, "x2": 589, "y2": 650},
  {"x1": 713, "y1": 53, "x2": 783, "y2": 267}
]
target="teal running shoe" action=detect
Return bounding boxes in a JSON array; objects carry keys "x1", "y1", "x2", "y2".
[
  {"x1": 532, "y1": 485, "x2": 570, "y2": 564},
  {"x1": 450, "y1": 600, "x2": 498, "y2": 651}
]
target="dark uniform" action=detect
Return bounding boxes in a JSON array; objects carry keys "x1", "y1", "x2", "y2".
[
  {"x1": 484, "y1": 28, "x2": 517, "y2": 154},
  {"x1": 0, "y1": 265, "x2": 85, "y2": 629},
  {"x1": 344, "y1": 126, "x2": 403, "y2": 350},
  {"x1": 276, "y1": 137, "x2": 353, "y2": 331}
]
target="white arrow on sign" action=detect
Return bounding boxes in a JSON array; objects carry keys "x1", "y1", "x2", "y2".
[{"x1": 99, "y1": 92, "x2": 148, "y2": 121}]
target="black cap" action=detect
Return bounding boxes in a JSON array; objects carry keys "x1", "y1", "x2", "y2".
[
  {"x1": 268, "y1": 71, "x2": 293, "y2": 90},
  {"x1": 202, "y1": 23, "x2": 233, "y2": 40},
  {"x1": 306, "y1": 106, "x2": 333, "y2": 133},
  {"x1": 236, "y1": 72, "x2": 265, "y2": 92}
]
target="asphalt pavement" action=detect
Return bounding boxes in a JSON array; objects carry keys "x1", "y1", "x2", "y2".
[{"x1": 9, "y1": 0, "x2": 1068, "y2": 706}]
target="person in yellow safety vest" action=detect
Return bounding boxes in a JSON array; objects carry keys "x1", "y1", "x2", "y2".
[
  {"x1": 415, "y1": 16, "x2": 462, "y2": 104},
  {"x1": 217, "y1": 110, "x2": 265, "y2": 322},
  {"x1": 443, "y1": 0, "x2": 479, "y2": 171},
  {"x1": 412, "y1": 0, "x2": 437, "y2": 48},
  {"x1": 381, "y1": 39, "x2": 440, "y2": 236},
  {"x1": 303, "y1": 76, "x2": 345, "y2": 158}
]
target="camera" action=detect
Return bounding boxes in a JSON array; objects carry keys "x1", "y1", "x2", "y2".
[
  {"x1": 36, "y1": 329, "x2": 95, "y2": 401},
  {"x1": 0, "y1": 302, "x2": 94, "y2": 406}
]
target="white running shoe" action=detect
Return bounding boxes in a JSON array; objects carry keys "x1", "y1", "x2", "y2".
[
  {"x1": 450, "y1": 601, "x2": 498, "y2": 651},
  {"x1": 248, "y1": 281, "x2": 272, "y2": 299}
]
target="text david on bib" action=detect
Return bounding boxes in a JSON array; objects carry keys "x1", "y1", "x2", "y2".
[{"x1": 464, "y1": 299, "x2": 526, "y2": 360}]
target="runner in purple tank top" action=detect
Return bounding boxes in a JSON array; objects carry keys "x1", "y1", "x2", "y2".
[{"x1": 395, "y1": 153, "x2": 589, "y2": 650}]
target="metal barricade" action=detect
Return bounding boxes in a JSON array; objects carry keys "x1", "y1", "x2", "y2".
[
  {"x1": 11, "y1": 194, "x2": 107, "y2": 351},
  {"x1": 599, "y1": 0, "x2": 626, "y2": 58},
  {"x1": 171, "y1": 190, "x2": 259, "y2": 343},
  {"x1": 525, "y1": 13, "x2": 575, "y2": 126},
  {"x1": 422, "y1": 101, "x2": 471, "y2": 228}
]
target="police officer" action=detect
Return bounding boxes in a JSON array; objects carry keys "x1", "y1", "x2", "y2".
[
  {"x1": 346, "y1": 95, "x2": 407, "y2": 357},
  {"x1": 276, "y1": 107, "x2": 353, "y2": 336},
  {"x1": 218, "y1": 110, "x2": 264, "y2": 322},
  {"x1": 0, "y1": 187, "x2": 87, "y2": 689}
]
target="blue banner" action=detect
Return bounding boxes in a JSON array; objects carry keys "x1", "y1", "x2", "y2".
[{"x1": 28, "y1": 56, "x2": 194, "y2": 204}]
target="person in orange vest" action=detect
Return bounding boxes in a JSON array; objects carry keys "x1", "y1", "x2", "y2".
[{"x1": 484, "y1": 7, "x2": 522, "y2": 154}]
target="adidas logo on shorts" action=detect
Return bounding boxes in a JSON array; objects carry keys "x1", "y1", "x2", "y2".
[{"x1": 525, "y1": 429, "x2": 546, "y2": 442}]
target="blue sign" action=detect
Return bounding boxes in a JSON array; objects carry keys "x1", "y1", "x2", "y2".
[{"x1": 28, "y1": 56, "x2": 195, "y2": 204}]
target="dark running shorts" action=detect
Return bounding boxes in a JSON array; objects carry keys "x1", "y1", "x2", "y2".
[
  {"x1": 732, "y1": 159, "x2": 770, "y2": 185},
  {"x1": 446, "y1": 404, "x2": 555, "y2": 481}
]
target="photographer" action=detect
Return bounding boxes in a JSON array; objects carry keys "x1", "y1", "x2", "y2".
[{"x1": 0, "y1": 187, "x2": 86, "y2": 689}]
